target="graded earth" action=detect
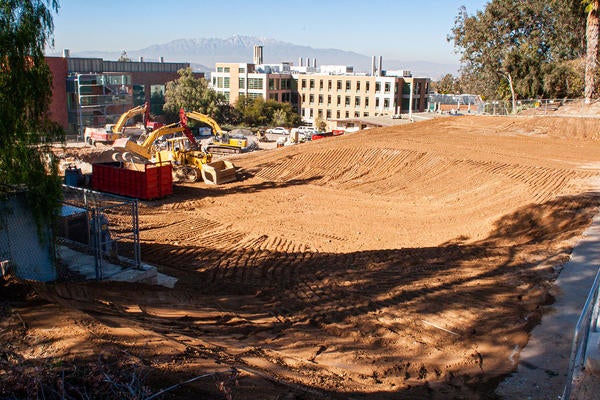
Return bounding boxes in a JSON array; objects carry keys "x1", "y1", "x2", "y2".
[{"x1": 2, "y1": 115, "x2": 600, "y2": 399}]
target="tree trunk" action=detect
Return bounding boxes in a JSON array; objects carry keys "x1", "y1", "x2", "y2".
[
  {"x1": 585, "y1": 0, "x2": 599, "y2": 104},
  {"x1": 507, "y1": 72, "x2": 517, "y2": 114}
]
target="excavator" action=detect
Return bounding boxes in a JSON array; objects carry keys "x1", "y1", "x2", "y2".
[
  {"x1": 84, "y1": 102, "x2": 163, "y2": 145},
  {"x1": 182, "y1": 111, "x2": 249, "y2": 154},
  {"x1": 112, "y1": 109, "x2": 237, "y2": 184}
]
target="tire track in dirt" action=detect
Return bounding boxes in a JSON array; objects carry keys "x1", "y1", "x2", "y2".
[{"x1": 78, "y1": 116, "x2": 600, "y2": 397}]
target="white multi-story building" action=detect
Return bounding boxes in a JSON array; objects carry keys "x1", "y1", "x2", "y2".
[{"x1": 211, "y1": 47, "x2": 430, "y2": 127}]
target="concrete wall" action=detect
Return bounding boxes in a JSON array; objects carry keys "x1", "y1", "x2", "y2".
[{"x1": 0, "y1": 193, "x2": 55, "y2": 282}]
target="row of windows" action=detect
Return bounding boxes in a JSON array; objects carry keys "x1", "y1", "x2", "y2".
[
  {"x1": 302, "y1": 94, "x2": 391, "y2": 108},
  {"x1": 300, "y1": 78, "x2": 395, "y2": 94},
  {"x1": 268, "y1": 78, "x2": 293, "y2": 90},
  {"x1": 214, "y1": 76, "x2": 296, "y2": 93},
  {"x1": 302, "y1": 108, "x2": 372, "y2": 119},
  {"x1": 216, "y1": 66, "x2": 250, "y2": 74}
]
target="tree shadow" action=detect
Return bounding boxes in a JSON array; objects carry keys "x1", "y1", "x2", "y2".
[{"x1": 25, "y1": 192, "x2": 600, "y2": 399}]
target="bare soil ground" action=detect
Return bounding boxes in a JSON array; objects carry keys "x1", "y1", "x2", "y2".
[{"x1": 2, "y1": 115, "x2": 600, "y2": 399}]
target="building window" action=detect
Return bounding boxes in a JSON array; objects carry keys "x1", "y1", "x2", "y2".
[
  {"x1": 248, "y1": 93, "x2": 263, "y2": 100},
  {"x1": 212, "y1": 77, "x2": 216, "y2": 86},
  {"x1": 224, "y1": 67, "x2": 230, "y2": 73},
  {"x1": 336, "y1": 110, "x2": 341, "y2": 118},
  {"x1": 356, "y1": 81, "x2": 361, "y2": 92},
  {"x1": 310, "y1": 109, "x2": 314, "y2": 118},
  {"x1": 269, "y1": 78, "x2": 275, "y2": 90},
  {"x1": 403, "y1": 83, "x2": 411, "y2": 94},
  {"x1": 302, "y1": 94, "x2": 306, "y2": 103},
  {"x1": 327, "y1": 109, "x2": 332, "y2": 119},
  {"x1": 337, "y1": 95, "x2": 341, "y2": 105},
  {"x1": 318, "y1": 109, "x2": 323, "y2": 118},
  {"x1": 376, "y1": 82, "x2": 381, "y2": 92},
  {"x1": 366, "y1": 81, "x2": 370, "y2": 91},
  {"x1": 309, "y1": 94, "x2": 314, "y2": 104},
  {"x1": 239, "y1": 67, "x2": 245, "y2": 73},
  {"x1": 150, "y1": 84, "x2": 165, "y2": 115},
  {"x1": 384, "y1": 98, "x2": 390, "y2": 109},
  {"x1": 355, "y1": 96, "x2": 360, "y2": 107},
  {"x1": 385, "y1": 82, "x2": 391, "y2": 93},
  {"x1": 345, "y1": 96, "x2": 350, "y2": 106},
  {"x1": 376, "y1": 98, "x2": 380, "y2": 107},
  {"x1": 223, "y1": 92, "x2": 230, "y2": 101},
  {"x1": 223, "y1": 77, "x2": 230, "y2": 89},
  {"x1": 301, "y1": 79, "x2": 306, "y2": 89},
  {"x1": 318, "y1": 94, "x2": 323, "y2": 104},
  {"x1": 248, "y1": 78, "x2": 263, "y2": 90},
  {"x1": 217, "y1": 77, "x2": 223, "y2": 88},
  {"x1": 354, "y1": 111, "x2": 360, "y2": 117},
  {"x1": 345, "y1": 111, "x2": 349, "y2": 118},
  {"x1": 327, "y1": 95, "x2": 331, "y2": 105},
  {"x1": 319, "y1": 80, "x2": 323, "y2": 90},
  {"x1": 337, "y1": 80, "x2": 342, "y2": 91},
  {"x1": 328, "y1": 80, "x2": 332, "y2": 90},
  {"x1": 345, "y1": 80, "x2": 351, "y2": 91},
  {"x1": 217, "y1": 67, "x2": 223, "y2": 72},
  {"x1": 363, "y1": 112, "x2": 369, "y2": 117},
  {"x1": 365, "y1": 97, "x2": 369, "y2": 107},
  {"x1": 239, "y1": 78, "x2": 245, "y2": 89},
  {"x1": 310, "y1": 79, "x2": 315, "y2": 89},
  {"x1": 270, "y1": 93, "x2": 278, "y2": 101}
]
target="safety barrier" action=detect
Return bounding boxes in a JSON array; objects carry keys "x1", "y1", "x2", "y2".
[{"x1": 563, "y1": 267, "x2": 600, "y2": 399}]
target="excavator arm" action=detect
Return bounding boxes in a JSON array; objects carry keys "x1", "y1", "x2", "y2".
[
  {"x1": 111, "y1": 102, "x2": 149, "y2": 134},
  {"x1": 183, "y1": 110, "x2": 224, "y2": 136},
  {"x1": 112, "y1": 122, "x2": 186, "y2": 160}
]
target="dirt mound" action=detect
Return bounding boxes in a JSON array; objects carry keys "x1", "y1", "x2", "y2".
[{"x1": 6, "y1": 115, "x2": 600, "y2": 399}]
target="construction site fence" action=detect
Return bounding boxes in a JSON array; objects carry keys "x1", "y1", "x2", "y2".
[
  {"x1": 58, "y1": 185, "x2": 141, "y2": 281},
  {"x1": 480, "y1": 98, "x2": 593, "y2": 116},
  {"x1": 562, "y1": 267, "x2": 600, "y2": 400}
]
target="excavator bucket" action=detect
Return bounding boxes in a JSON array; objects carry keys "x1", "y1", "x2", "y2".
[{"x1": 201, "y1": 160, "x2": 237, "y2": 185}]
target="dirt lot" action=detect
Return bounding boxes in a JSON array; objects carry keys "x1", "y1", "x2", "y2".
[{"x1": 2, "y1": 115, "x2": 600, "y2": 399}]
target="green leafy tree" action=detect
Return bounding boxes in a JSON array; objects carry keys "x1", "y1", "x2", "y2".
[
  {"x1": 314, "y1": 117, "x2": 327, "y2": 132},
  {"x1": 434, "y1": 73, "x2": 460, "y2": 94},
  {"x1": 0, "y1": 0, "x2": 64, "y2": 232},
  {"x1": 163, "y1": 67, "x2": 227, "y2": 119},
  {"x1": 272, "y1": 109, "x2": 287, "y2": 126},
  {"x1": 449, "y1": 0, "x2": 586, "y2": 106},
  {"x1": 234, "y1": 96, "x2": 300, "y2": 127}
]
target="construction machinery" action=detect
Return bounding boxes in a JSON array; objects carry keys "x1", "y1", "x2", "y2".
[
  {"x1": 84, "y1": 102, "x2": 163, "y2": 145},
  {"x1": 182, "y1": 111, "x2": 249, "y2": 154},
  {"x1": 112, "y1": 109, "x2": 238, "y2": 184}
]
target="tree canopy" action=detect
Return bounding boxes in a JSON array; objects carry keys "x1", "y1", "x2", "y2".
[
  {"x1": 0, "y1": 0, "x2": 63, "y2": 230},
  {"x1": 234, "y1": 95, "x2": 301, "y2": 128},
  {"x1": 163, "y1": 67, "x2": 228, "y2": 120},
  {"x1": 448, "y1": 0, "x2": 590, "y2": 106}
]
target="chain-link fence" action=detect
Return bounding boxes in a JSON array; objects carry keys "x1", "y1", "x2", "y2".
[
  {"x1": 479, "y1": 98, "x2": 595, "y2": 116},
  {"x1": 58, "y1": 185, "x2": 140, "y2": 281}
]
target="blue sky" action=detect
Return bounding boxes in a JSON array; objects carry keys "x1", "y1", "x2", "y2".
[{"x1": 48, "y1": 0, "x2": 489, "y2": 64}]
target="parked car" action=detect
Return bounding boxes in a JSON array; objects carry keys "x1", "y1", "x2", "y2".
[{"x1": 267, "y1": 127, "x2": 289, "y2": 135}]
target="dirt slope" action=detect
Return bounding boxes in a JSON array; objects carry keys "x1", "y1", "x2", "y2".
[{"x1": 3, "y1": 115, "x2": 600, "y2": 399}]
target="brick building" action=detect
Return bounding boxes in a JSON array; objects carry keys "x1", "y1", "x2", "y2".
[{"x1": 45, "y1": 52, "x2": 203, "y2": 136}]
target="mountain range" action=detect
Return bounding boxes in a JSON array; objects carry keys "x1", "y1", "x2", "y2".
[{"x1": 53, "y1": 35, "x2": 458, "y2": 79}]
